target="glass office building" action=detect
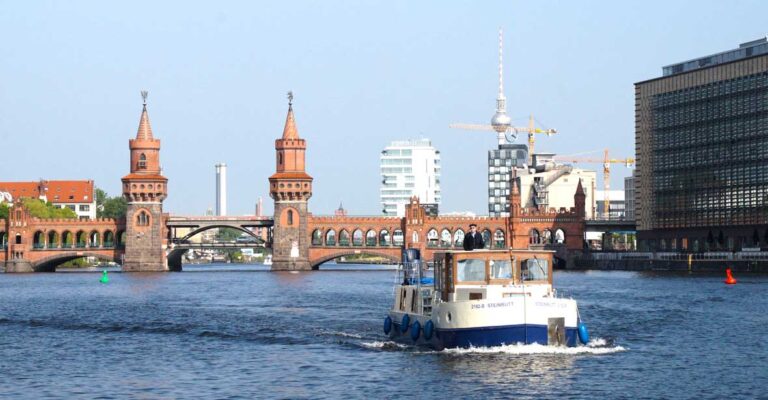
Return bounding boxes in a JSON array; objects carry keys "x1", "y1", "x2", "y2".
[{"x1": 635, "y1": 38, "x2": 768, "y2": 251}]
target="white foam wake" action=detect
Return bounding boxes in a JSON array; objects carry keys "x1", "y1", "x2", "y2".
[
  {"x1": 360, "y1": 341, "x2": 410, "y2": 350},
  {"x1": 440, "y1": 339, "x2": 625, "y2": 355}
]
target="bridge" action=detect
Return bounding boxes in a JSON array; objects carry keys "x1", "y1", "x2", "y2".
[{"x1": 2, "y1": 94, "x2": 589, "y2": 272}]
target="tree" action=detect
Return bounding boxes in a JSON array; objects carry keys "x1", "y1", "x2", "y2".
[
  {"x1": 100, "y1": 197, "x2": 127, "y2": 219},
  {"x1": 95, "y1": 187, "x2": 127, "y2": 219},
  {"x1": 16, "y1": 198, "x2": 77, "y2": 219},
  {"x1": 0, "y1": 203, "x2": 8, "y2": 219}
]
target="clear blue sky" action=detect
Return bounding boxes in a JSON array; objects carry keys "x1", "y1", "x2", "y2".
[{"x1": 1, "y1": 1, "x2": 765, "y2": 216}]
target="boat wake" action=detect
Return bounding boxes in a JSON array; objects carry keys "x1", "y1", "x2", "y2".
[
  {"x1": 359, "y1": 340, "x2": 410, "y2": 351},
  {"x1": 358, "y1": 338, "x2": 625, "y2": 355},
  {"x1": 440, "y1": 338, "x2": 625, "y2": 355}
]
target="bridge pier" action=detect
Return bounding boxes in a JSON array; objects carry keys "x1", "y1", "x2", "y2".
[{"x1": 4, "y1": 259, "x2": 34, "y2": 273}]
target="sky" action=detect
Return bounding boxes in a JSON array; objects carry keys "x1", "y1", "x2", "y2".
[{"x1": 1, "y1": 0, "x2": 766, "y2": 216}]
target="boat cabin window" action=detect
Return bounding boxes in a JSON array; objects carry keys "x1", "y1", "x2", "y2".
[
  {"x1": 490, "y1": 259, "x2": 513, "y2": 280},
  {"x1": 456, "y1": 258, "x2": 486, "y2": 282},
  {"x1": 522, "y1": 258, "x2": 549, "y2": 281}
]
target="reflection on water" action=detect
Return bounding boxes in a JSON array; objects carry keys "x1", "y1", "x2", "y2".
[{"x1": 0, "y1": 264, "x2": 764, "y2": 399}]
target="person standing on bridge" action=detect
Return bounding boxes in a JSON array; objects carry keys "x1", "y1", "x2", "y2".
[{"x1": 463, "y1": 224, "x2": 485, "y2": 251}]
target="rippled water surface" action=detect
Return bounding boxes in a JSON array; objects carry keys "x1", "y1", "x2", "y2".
[{"x1": 0, "y1": 264, "x2": 765, "y2": 399}]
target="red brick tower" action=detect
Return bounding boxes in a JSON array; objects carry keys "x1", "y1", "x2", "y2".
[
  {"x1": 121, "y1": 91, "x2": 169, "y2": 271},
  {"x1": 269, "y1": 93, "x2": 313, "y2": 270},
  {"x1": 574, "y1": 179, "x2": 586, "y2": 217}
]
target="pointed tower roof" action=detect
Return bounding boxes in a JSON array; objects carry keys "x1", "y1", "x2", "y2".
[
  {"x1": 576, "y1": 178, "x2": 585, "y2": 195},
  {"x1": 136, "y1": 90, "x2": 154, "y2": 140},
  {"x1": 282, "y1": 92, "x2": 299, "y2": 140}
]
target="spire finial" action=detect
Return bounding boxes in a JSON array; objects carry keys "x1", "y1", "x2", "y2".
[
  {"x1": 498, "y1": 27, "x2": 503, "y2": 97},
  {"x1": 141, "y1": 90, "x2": 148, "y2": 106},
  {"x1": 287, "y1": 90, "x2": 293, "y2": 108}
]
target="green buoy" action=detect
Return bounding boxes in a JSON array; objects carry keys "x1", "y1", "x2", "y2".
[{"x1": 100, "y1": 270, "x2": 109, "y2": 284}]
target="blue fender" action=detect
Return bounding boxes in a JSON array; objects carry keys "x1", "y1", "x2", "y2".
[
  {"x1": 410, "y1": 320, "x2": 421, "y2": 341},
  {"x1": 383, "y1": 316, "x2": 392, "y2": 335},
  {"x1": 400, "y1": 314, "x2": 410, "y2": 333},
  {"x1": 423, "y1": 320, "x2": 434, "y2": 341},
  {"x1": 578, "y1": 322, "x2": 590, "y2": 345}
]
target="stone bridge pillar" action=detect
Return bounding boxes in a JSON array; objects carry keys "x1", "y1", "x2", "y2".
[
  {"x1": 269, "y1": 95, "x2": 313, "y2": 270},
  {"x1": 4, "y1": 201, "x2": 33, "y2": 273}
]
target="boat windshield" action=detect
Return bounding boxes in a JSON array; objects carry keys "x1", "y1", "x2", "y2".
[
  {"x1": 456, "y1": 258, "x2": 486, "y2": 282},
  {"x1": 490, "y1": 258, "x2": 513, "y2": 279},
  {"x1": 522, "y1": 258, "x2": 549, "y2": 281}
]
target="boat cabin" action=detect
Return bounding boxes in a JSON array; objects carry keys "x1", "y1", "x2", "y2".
[{"x1": 433, "y1": 249, "x2": 554, "y2": 302}]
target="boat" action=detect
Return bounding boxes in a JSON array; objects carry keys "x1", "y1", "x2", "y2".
[
  {"x1": 263, "y1": 254, "x2": 273, "y2": 266},
  {"x1": 384, "y1": 249, "x2": 589, "y2": 349}
]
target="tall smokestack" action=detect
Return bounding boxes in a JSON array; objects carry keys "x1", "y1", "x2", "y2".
[{"x1": 215, "y1": 163, "x2": 227, "y2": 216}]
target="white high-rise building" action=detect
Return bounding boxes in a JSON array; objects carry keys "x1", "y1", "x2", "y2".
[
  {"x1": 215, "y1": 163, "x2": 227, "y2": 216},
  {"x1": 380, "y1": 139, "x2": 441, "y2": 216}
]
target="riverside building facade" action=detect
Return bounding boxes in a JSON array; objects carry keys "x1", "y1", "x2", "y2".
[
  {"x1": 635, "y1": 37, "x2": 768, "y2": 251},
  {"x1": 380, "y1": 139, "x2": 441, "y2": 216}
]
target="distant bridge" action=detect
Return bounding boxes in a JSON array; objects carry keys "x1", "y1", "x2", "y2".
[{"x1": 585, "y1": 219, "x2": 636, "y2": 232}]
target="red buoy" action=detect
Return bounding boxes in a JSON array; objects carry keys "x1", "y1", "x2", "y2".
[{"x1": 725, "y1": 268, "x2": 737, "y2": 285}]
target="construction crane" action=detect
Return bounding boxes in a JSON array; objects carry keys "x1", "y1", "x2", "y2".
[
  {"x1": 554, "y1": 149, "x2": 635, "y2": 219},
  {"x1": 449, "y1": 28, "x2": 557, "y2": 163},
  {"x1": 450, "y1": 114, "x2": 557, "y2": 165}
]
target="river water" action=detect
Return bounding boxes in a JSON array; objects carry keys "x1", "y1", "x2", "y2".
[{"x1": 0, "y1": 264, "x2": 765, "y2": 399}]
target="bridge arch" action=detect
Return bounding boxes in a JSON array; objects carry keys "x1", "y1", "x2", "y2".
[
  {"x1": 33, "y1": 230, "x2": 45, "y2": 249},
  {"x1": 379, "y1": 229, "x2": 390, "y2": 246},
  {"x1": 481, "y1": 229, "x2": 491, "y2": 249},
  {"x1": 311, "y1": 229, "x2": 323, "y2": 246},
  {"x1": 554, "y1": 228, "x2": 566, "y2": 244},
  {"x1": 310, "y1": 250, "x2": 400, "y2": 269},
  {"x1": 32, "y1": 251, "x2": 122, "y2": 272},
  {"x1": 352, "y1": 229, "x2": 363, "y2": 246},
  {"x1": 62, "y1": 230, "x2": 73, "y2": 248},
  {"x1": 47, "y1": 231, "x2": 59, "y2": 249},
  {"x1": 338, "y1": 229, "x2": 350, "y2": 246},
  {"x1": 453, "y1": 229, "x2": 465, "y2": 247},
  {"x1": 89, "y1": 230, "x2": 101, "y2": 247},
  {"x1": 179, "y1": 224, "x2": 261, "y2": 242},
  {"x1": 494, "y1": 229, "x2": 506, "y2": 248},
  {"x1": 103, "y1": 230, "x2": 115, "y2": 248},
  {"x1": 440, "y1": 229, "x2": 452, "y2": 248},
  {"x1": 365, "y1": 229, "x2": 376, "y2": 246},
  {"x1": 325, "y1": 229, "x2": 336, "y2": 246}
]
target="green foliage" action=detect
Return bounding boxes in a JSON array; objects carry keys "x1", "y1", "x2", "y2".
[
  {"x1": 96, "y1": 187, "x2": 127, "y2": 219},
  {"x1": 60, "y1": 257, "x2": 90, "y2": 268},
  {"x1": 216, "y1": 227, "x2": 244, "y2": 242},
  {"x1": 0, "y1": 203, "x2": 8, "y2": 219},
  {"x1": 20, "y1": 199, "x2": 77, "y2": 219},
  {"x1": 100, "y1": 197, "x2": 127, "y2": 219},
  {"x1": 95, "y1": 188, "x2": 108, "y2": 207}
]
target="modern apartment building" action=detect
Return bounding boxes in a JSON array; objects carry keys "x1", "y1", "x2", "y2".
[
  {"x1": 635, "y1": 37, "x2": 768, "y2": 251},
  {"x1": 380, "y1": 139, "x2": 441, "y2": 216}
]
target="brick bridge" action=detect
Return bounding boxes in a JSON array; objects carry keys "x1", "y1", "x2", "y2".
[{"x1": 1, "y1": 94, "x2": 586, "y2": 272}]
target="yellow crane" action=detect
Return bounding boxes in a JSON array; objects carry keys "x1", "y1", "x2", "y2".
[
  {"x1": 449, "y1": 114, "x2": 556, "y2": 165},
  {"x1": 555, "y1": 149, "x2": 635, "y2": 219}
]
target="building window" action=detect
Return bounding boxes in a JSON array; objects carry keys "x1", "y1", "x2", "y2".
[
  {"x1": 137, "y1": 211, "x2": 150, "y2": 226},
  {"x1": 287, "y1": 210, "x2": 294, "y2": 225},
  {"x1": 79, "y1": 205, "x2": 90, "y2": 212},
  {"x1": 138, "y1": 153, "x2": 147, "y2": 169}
]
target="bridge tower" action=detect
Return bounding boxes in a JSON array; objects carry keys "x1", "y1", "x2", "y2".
[
  {"x1": 121, "y1": 91, "x2": 169, "y2": 271},
  {"x1": 269, "y1": 94, "x2": 313, "y2": 270}
]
